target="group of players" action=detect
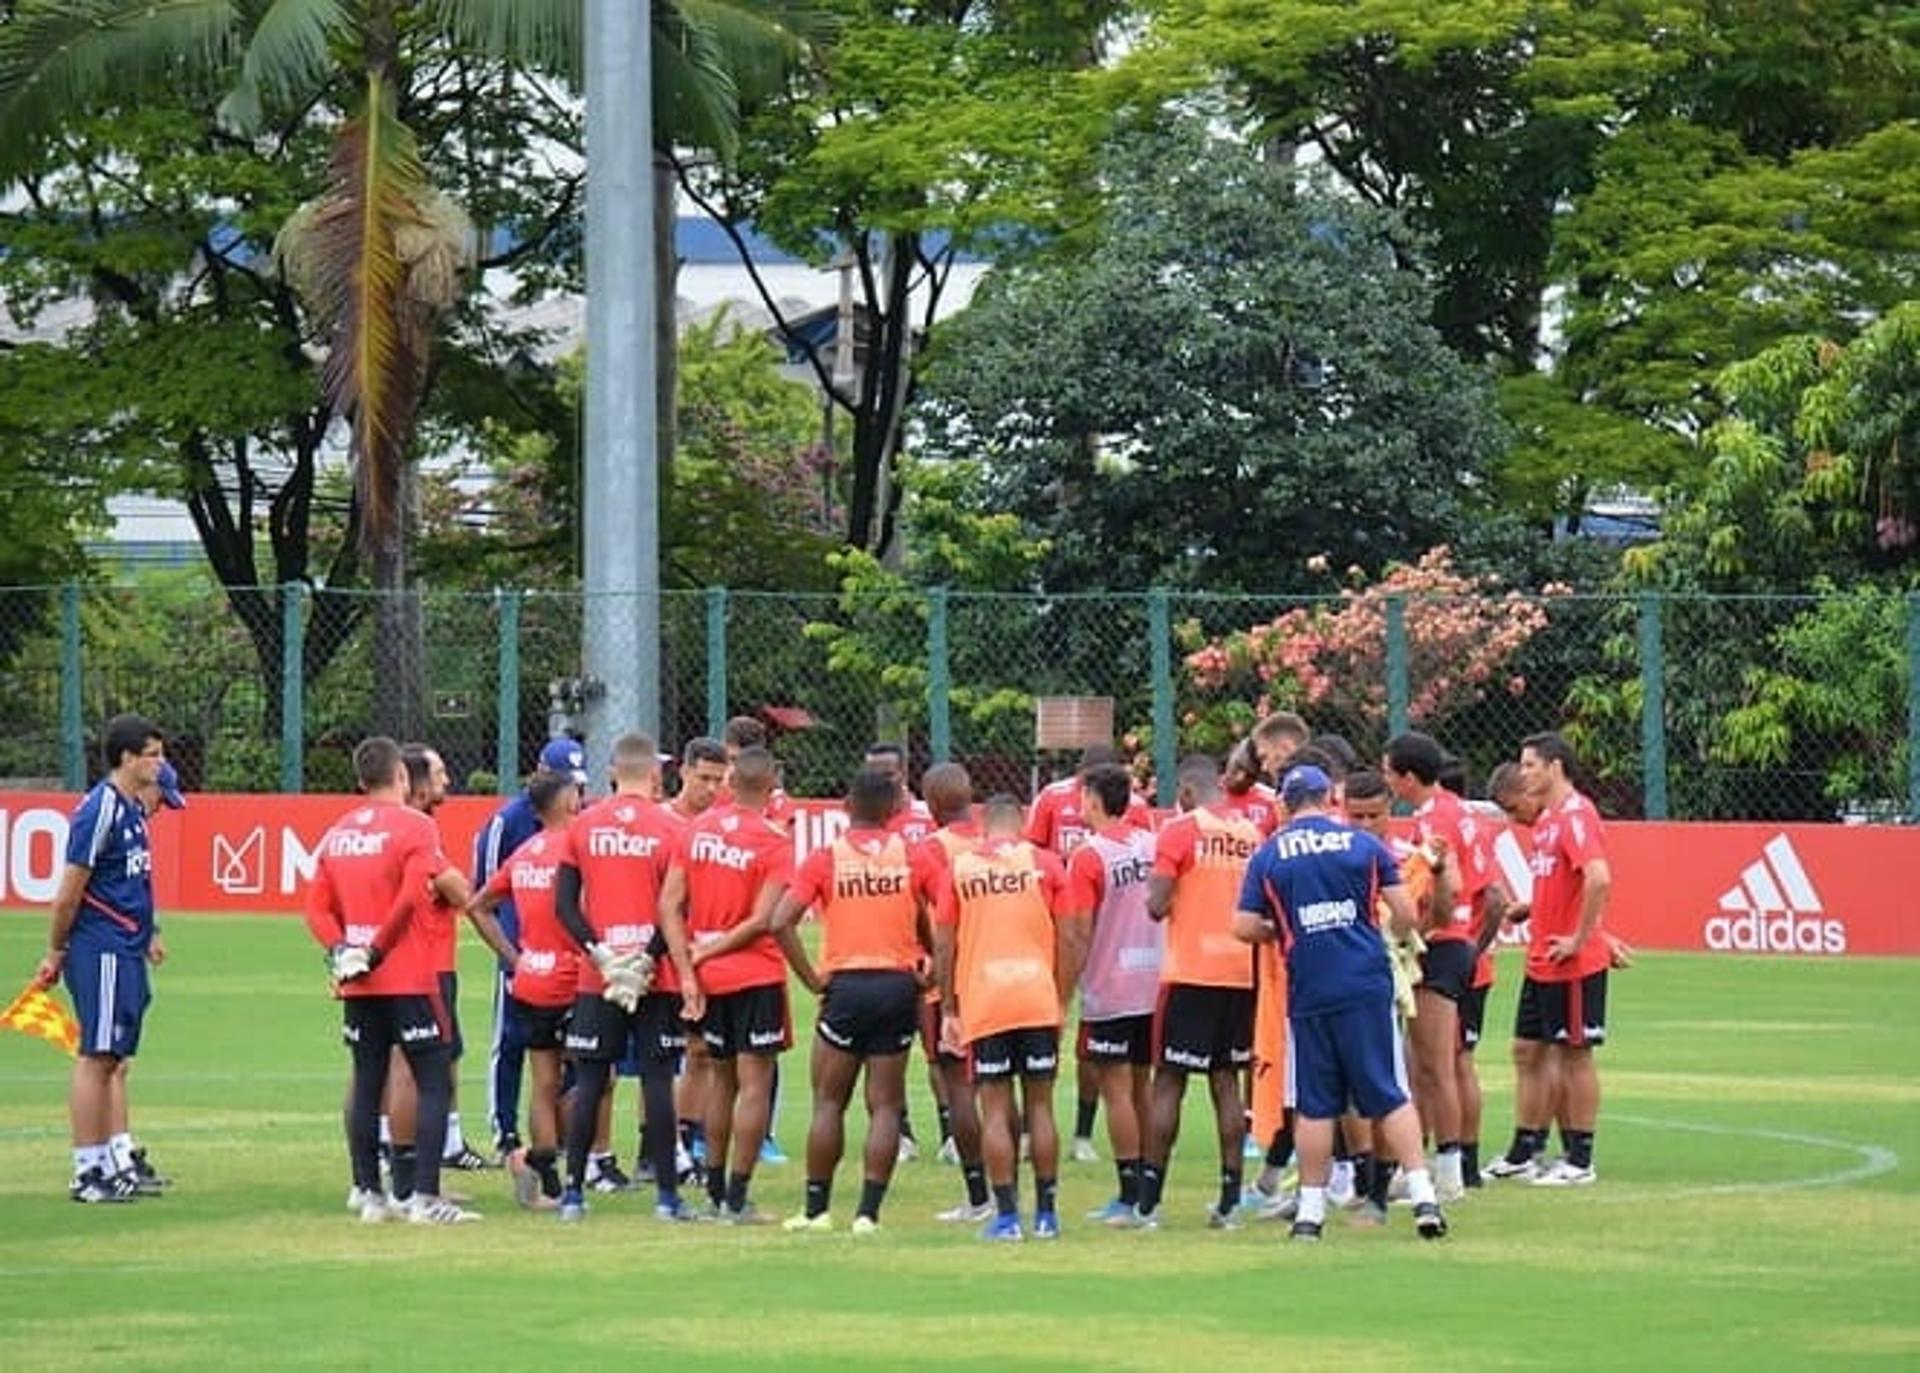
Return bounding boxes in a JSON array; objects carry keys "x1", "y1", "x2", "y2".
[
  {"x1": 298, "y1": 709, "x2": 1616, "y2": 1240},
  {"x1": 40, "y1": 706, "x2": 1617, "y2": 1245}
]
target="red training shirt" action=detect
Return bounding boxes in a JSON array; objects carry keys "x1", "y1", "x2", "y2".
[
  {"x1": 302, "y1": 800, "x2": 449, "y2": 998},
  {"x1": 677, "y1": 803, "x2": 794, "y2": 995}
]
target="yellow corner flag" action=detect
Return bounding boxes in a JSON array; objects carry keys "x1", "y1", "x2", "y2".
[{"x1": 1, "y1": 982, "x2": 80, "y2": 1057}]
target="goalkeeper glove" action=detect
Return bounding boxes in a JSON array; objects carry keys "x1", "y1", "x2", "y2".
[{"x1": 328, "y1": 943, "x2": 375, "y2": 985}]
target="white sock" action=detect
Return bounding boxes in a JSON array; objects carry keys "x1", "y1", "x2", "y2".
[
  {"x1": 73, "y1": 1146, "x2": 94, "y2": 1178},
  {"x1": 1436, "y1": 1148, "x2": 1463, "y2": 1190},
  {"x1": 1405, "y1": 1167, "x2": 1437, "y2": 1207},
  {"x1": 108, "y1": 1132, "x2": 137, "y2": 1174},
  {"x1": 443, "y1": 1113, "x2": 466, "y2": 1156},
  {"x1": 379, "y1": 1115, "x2": 392, "y2": 1147},
  {"x1": 1297, "y1": 1185, "x2": 1328, "y2": 1225},
  {"x1": 1328, "y1": 1160, "x2": 1354, "y2": 1199}
]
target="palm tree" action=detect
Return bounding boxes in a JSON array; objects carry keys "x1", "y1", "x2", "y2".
[{"x1": 0, "y1": 0, "x2": 812, "y2": 737}]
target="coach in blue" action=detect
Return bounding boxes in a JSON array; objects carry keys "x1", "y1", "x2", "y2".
[
  {"x1": 1233, "y1": 764, "x2": 1449, "y2": 1244},
  {"x1": 35, "y1": 713, "x2": 175, "y2": 1203},
  {"x1": 474, "y1": 737, "x2": 590, "y2": 1155}
]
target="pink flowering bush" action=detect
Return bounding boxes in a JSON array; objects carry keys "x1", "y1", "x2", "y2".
[{"x1": 1179, "y1": 548, "x2": 1567, "y2": 748}]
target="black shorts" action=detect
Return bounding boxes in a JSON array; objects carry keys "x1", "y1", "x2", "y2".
[
  {"x1": 970, "y1": 1027, "x2": 1060, "y2": 1081},
  {"x1": 701, "y1": 984, "x2": 791, "y2": 1059},
  {"x1": 817, "y1": 970, "x2": 919, "y2": 1058},
  {"x1": 567, "y1": 992, "x2": 688, "y2": 1074},
  {"x1": 1514, "y1": 972, "x2": 1608, "y2": 1048},
  {"x1": 1458, "y1": 983, "x2": 1490, "y2": 1051},
  {"x1": 1417, "y1": 940, "x2": 1476, "y2": 1003},
  {"x1": 1155, "y1": 984, "x2": 1255, "y2": 1073},
  {"x1": 509, "y1": 996, "x2": 570, "y2": 1051},
  {"x1": 342, "y1": 993, "x2": 450, "y2": 1058},
  {"x1": 1079, "y1": 1014, "x2": 1154, "y2": 1067},
  {"x1": 438, "y1": 971, "x2": 464, "y2": 1060}
]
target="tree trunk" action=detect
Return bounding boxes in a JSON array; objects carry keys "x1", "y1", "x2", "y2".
[
  {"x1": 654, "y1": 152, "x2": 680, "y2": 502},
  {"x1": 845, "y1": 234, "x2": 918, "y2": 556},
  {"x1": 371, "y1": 461, "x2": 425, "y2": 742},
  {"x1": 653, "y1": 153, "x2": 683, "y2": 742}
]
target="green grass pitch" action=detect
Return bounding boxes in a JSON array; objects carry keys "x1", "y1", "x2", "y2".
[{"x1": 1, "y1": 914, "x2": 1916, "y2": 1371}]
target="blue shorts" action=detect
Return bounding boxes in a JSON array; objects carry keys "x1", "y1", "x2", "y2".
[
  {"x1": 64, "y1": 946, "x2": 151, "y2": 1059},
  {"x1": 1287, "y1": 1001, "x2": 1408, "y2": 1121}
]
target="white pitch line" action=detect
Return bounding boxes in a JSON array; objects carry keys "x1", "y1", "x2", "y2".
[{"x1": 1598, "y1": 1112, "x2": 1900, "y2": 1198}]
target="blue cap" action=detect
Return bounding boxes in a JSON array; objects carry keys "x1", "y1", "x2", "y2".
[
  {"x1": 538, "y1": 738, "x2": 589, "y2": 785},
  {"x1": 156, "y1": 760, "x2": 186, "y2": 810},
  {"x1": 1280, "y1": 764, "x2": 1332, "y2": 808}
]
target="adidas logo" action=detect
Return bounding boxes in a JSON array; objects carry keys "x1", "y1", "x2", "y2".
[{"x1": 1704, "y1": 835, "x2": 1846, "y2": 955}]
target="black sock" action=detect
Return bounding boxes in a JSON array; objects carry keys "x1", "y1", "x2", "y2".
[
  {"x1": 725, "y1": 1171, "x2": 751, "y2": 1212},
  {"x1": 1074, "y1": 1096, "x2": 1097, "y2": 1139},
  {"x1": 679, "y1": 1118, "x2": 702, "y2": 1152},
  {"x1": 1139, "y1": 1162, "x2": 1164, "y2": 1214},
  {"x1": 1563, "y1": 1128, "x2": 1595, "y2": 1169},
  {"x1": 937, "y1": 1103, "x2": 953, "y2": 1144},
  {"x1": 963, "y1": 1163, "x2": 988, "y2": 1208},
  {"x1": 1369, "y1": 1159, "x2": 1397, "y2": 1208},
  {"x1": 643, "y1": 1073, "x2": 680, "y2": 1201},
  {"x1": 805, "y1": 1177, "x2": 831, "y2": 1218},
  {"x1": 1218, "y1": 1166, "x2": 1241, "y2": 1216},
  {"x1": 1266, "y1": 1121, "x2": 1294, "y2": 1169},
  {"x1": 1507, "y1": 1127, "x2": 1544, "y2": 1163},
  {"x1": 1352, "y1": 1151, "x2": 1375, "y2": 1202},
  {"x1": 528, "y1": 1147, "x2": 561, "y2": 1199},
  {"x1": 1036, "y1": 1175, "x2": 1058, "y2": 1215},
  {"x1": 857, "y1": 1178, "x2": 888, "y2": 1221},
  {"x1": 390, "y1": 1145, "x2": 417, "y2": 1202},
  {"x1": 1117, "y1": 1158, "x2": 1140, "y2": 1207},
  {"x1": 1331, "y1": 1118, "x2": 1348, "y2": 1159},
  {"x1": 706, "y1": 1167, "x2": 727, "y2": 1208},
  {"x1": 566, "y1": 1061, "x2": 609, "y2": 1192},
  {"x1": 1462, "y1": 1140, "x2": 1482, "y2": 1186},
  {"x1": 992, "y1": 1182, "x2": 1019, "y2": 1218}
]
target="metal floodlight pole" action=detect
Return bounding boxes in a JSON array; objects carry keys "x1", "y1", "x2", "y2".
[{"x1": 582, "y1": 0, "x2": 660, "y2": 779}]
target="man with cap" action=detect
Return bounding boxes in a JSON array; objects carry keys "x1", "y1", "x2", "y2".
[
  {"x1": 1234, "y1": 764, "x2": 1447, "y2": 1243},
  {"x1": 473, "y1": 737, "x2": 589, "y2": 1156}
]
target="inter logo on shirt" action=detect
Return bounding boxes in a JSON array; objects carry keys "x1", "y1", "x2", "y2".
[
  {"x1": 957, "y1": 868, "x2": 1039, "y2": 901},
  {"x1": 835, "y1": 867, "x2": 906, "y2": 898},
  {"x1": 1197, "y1": 832, "x2": 1258, "y2": 863}
]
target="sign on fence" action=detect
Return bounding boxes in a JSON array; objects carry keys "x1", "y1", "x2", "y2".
[{"x1": 0, "y1": 792, "x2": 1913, "y2": 955}]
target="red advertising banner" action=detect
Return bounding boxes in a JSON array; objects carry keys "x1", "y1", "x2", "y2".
[{"x1": 1, "y1": 792, "x2": 1914, "y2": 955}]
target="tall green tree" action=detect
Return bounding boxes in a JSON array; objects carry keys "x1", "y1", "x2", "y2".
[
  {"x1": 677, "y1": 0, "x2": 1117, "y2": 558},
  {"x1": 0, "y1": 0, "x2": 812, "y2": 739},
  {"x1": 915, "y1": 123, "x2": 1506, "y2": 594}
]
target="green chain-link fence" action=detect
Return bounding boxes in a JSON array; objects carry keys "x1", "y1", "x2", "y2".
[{"x1": 0, "y1": 581, "x2": 1914, "y2": 821}]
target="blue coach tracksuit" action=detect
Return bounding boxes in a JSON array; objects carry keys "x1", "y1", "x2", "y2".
[{"x1": 474, "y1": 792, "x2": 539, "y2": 1145}]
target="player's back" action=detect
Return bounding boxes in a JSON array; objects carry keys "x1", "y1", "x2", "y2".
[
  {"x1": 502, "y1": 830, "x2": 577, "y2": 1006},
  {"x1": 947, "y1": 840, "x2": 1062, "y2": 1040},
  {"x1": 1257, "y1": 815, "x2": 1395, "y2": 1016},
  {"x1": 818, "y1": 831, "x2": 923, "y2": 974},
  {"x1": 566, "y1": 795, "x2": 681, "y2": 992},
  {"x1": 313, "y1": 801, "x2": 441, "y2": 996},
  {"x1": 1161, "y1": 804, "x2": 1261, "y2": 988},
  {"x1": 1076, "y1": 825, "x2": 1160, "y2": 1021}
]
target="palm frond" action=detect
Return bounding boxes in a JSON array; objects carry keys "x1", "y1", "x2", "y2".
[
  {"x1": 672, "y1": 0, "x2": 826, "y2": 104},
  {"x1": 219, "y1": 0, "x2": 350, "y2": 132},
  {"x1": 425, "y1": 0, "x2": 580, "y2": 86},
  {"x1": 0, "y1": 0, "x2": 240, "y2": 180},
  {"x1": 276, "y1": 71, "x2": 441, "y2": 544},
  {"x1": 653, "y1": 0, "x2": 738, "y2": 157}
]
